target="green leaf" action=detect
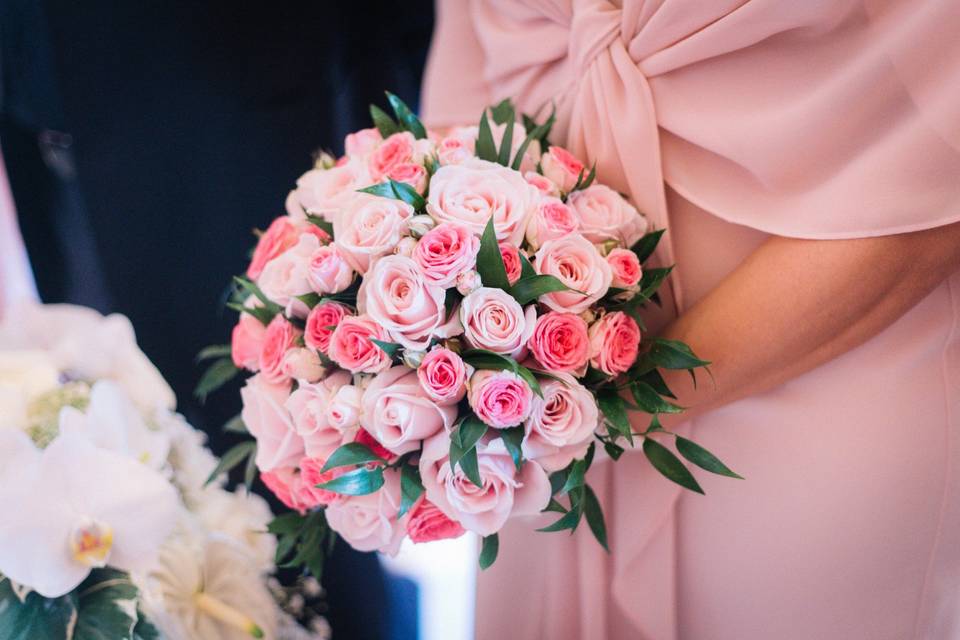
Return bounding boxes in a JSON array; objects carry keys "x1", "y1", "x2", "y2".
[
  {"x1": 603, "y1": 440, "x2": 625, "y2": 460},
  {"x1": 642, "y1": 438, "x2": 704, "y2": 494},
  {"x1": 460, "y1": 349, "x2": 542, "y2": 397},
  {"x1": 370, "y1": 104, "x2": 400, "y2": 137},
  {"x1": 537, "y1": 501, "x2": 583, "y2": 533},
  {"x1": 306, "y1": 214, "x2": 334, "y2": 238},
  {"x1": 196, "y1": 344, "x2": 232, "y2": 362},
  {"x1": 132, "y1": 614, "x2": 160, "y2": 640},
  {"x1": 582, "y1": 484, "x2": 609, "y2": 551},
  {"x1": 542, "y1": 497, "x2": 568, "y2": 514},
  {"x1": 386, "y1": 92, "x2": 428, "y2": 139},
  {"x1": 268, "y1": 512, "x2": 306, "y2": 535},
  {"x1": 450, "y1": 416, "x2": 487, "y2": 488},
  {"x1": 320, "y1": 442, "x2": 385, "y2": 472},
  {"x1": 638, "y1": 368, "x2": 676, "y2": 399},
  {"x1": 630, "y1": 381, "x2": 684, "y2": 414},
  {"x1": 244, "y1": 445, "x2": 258, "y2": 491},
  {"x1": 675, "y1": 436, "x2": 743, "y2": 479},
  {"x1": 496, "y1": 118, "x2": 515, "y2": 166},
  {"x1": 369, "y1": 338, "x2": 401, "y2": 359},
  {"x1": 646, "y1": 338, "x2": 711, "y2": 370},
  {"x1": 512, "y1": 106, "x2": 556, "y2": 170},
  {"x1": 205, "y1": 441, "x2": 256, "y2": 486},
  {"x1": 518, "y1": 252, "x2": 537, "y2": 280},
  {"x1": 194, "y1": 357, "x2": 240, "y2": 402},
  {"x1": 226, "y1": 301, "x2": 275, "y2": 326},
  {"x1": 638, "y1": 266, "x2": 674, "y2": 299},
  {"x1": 358, "y1": 182, "x2": 396, "y2": 199},
  {"x1": 499, "y1": 425, "x2": 525, "y2": 471},
  {"x1": 560, "y1": 458, "x2": 587, "y2": 495},
  {"x1": 513, "y1": 365, "x2": 543, "y2": 399},
  {"x1": 222, "y1": 413, "x2": 247, "y2": 434},
  {"x1": 74, "y1": 569, "x2": 139, "y2": 640},
  {"x1": 479, "y1": 534, "x2": 499, "y2": 570},
  {"x1": 476, "y1": 216, "x2": 511, "y2": 291},
  {"x1": 631, "y1": 229, "x2": 665, "y2": 263},
  {"x1": 509, "y1": 274, "x2": 571, "y2": 305},
  {"x1": 388, "y1": 179, "x2": 427, "y2": 210},
  {"x1": 476, "y1": 111, "x2": 498, "y2": 162},
  {"x1": 489, "y1": 98, "x2": 515, "y2": 125},
  {"x1": 0, "y1": 576, "x2": 77, "y2": 640},
  {"x1": 317, "y1": 465, "x2": 385, "y2": 496},
  {"x1": 399, "y1": 463, "x2": 425, "y2": 518},
  {"x1": 233, "y1": 276, "x2": 282, "y2": 314},
  {"x1": 597, "y1": 389, "x2": 633, "y2": 445},
  {"x1": 549, "y1": 468, "x2": 569, "y2": 495}
]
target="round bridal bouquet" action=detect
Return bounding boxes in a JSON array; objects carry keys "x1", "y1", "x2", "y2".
[
  {"x1": 201, "y1": 94, "x2": 740, "y2": 569},
  {"x1": 0, "y1": 303, "x2": 325, "y2": 640}
]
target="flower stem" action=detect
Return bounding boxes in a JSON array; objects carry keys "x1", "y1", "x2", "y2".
[{"x1": 193, "y1": 592, "x2": 264, "y2": 638}]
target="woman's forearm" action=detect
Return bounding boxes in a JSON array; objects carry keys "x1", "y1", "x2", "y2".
[{"x1": 654, "y1": 222, "x2": 960, "y2": 425}]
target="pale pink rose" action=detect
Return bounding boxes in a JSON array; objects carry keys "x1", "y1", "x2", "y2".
[
  {"x1": 540, "y1": 146, "x2": 586, "y2": 193},
  {"x1": 357, "y1": 255, "x2": 457, "y2": 350},
  {"x1": 588, "y1": 311, "x2": 641, "y2": 376},
  {"x1": 286, "y1": 371, "x2": 352, "y2": 459},
  {"x1": 304, "y1": 301, "x2": 350, "y2": 353},
  {"x1": 419, "y1": 434, "x2": 551, "y2": 536},
  {"x1": 525, "y1": 196, "x2": 579, "y2": 250},
  {"x1": 427, "y1": 158, "x2": 541, "y2": 245},
  {"x1": 455, "y1": 270, "x2": 482, "y2": 296},
  {"x1": 360, "y1": 366, "x2": 457, "y2": 455},
  {"x1": 407, "y1": 498, "x2": 466, "y2": 543},
  {"x1": 388, "y1": 162, "x2": 429, "y2": 194},
  {"x1": 258, "y1": 235, "x2": 319, "y2": 316},
  {"x1": 413, "y1": 137, "x2": 437, "y2": 164},
  {"x1": 247, "y1": 217, "x2": 299, "y2": 280},
  {"x1": 299, "y1": 456, "x2": 350, "y2": 508},
  {"x1": 325, "y1": 469, "x2": 406, "y2": 555},
  {"x1": 259, "y1": 315, "x2": 302, "y2": 385},
  {"x1": 282, "y1": 347, "x2": 325, "y2": 383},
  {"x1": 437, "y1": 127, "x2": 476, "y2": 166},
  {"x1": 344, "y1": 127, "x2": 383, "y2": 158},
  {"x1": 327, "y1": 315, "x2": 393, "y2": 374},
  {"x1": 241, "y1": 374, "x2": 304, "y2": 472},
  {"x1": 460, "y1": 287, "x2": 536, "y2": 358},
  {"x1": 333, "y1": 194, "x2": 414, "y2": 274},
  {"x1": 468, "y1": 369, "x2": 534, "y2": 428},
  {"x1": 523, "y1": 171, "x2": 560, "y2": 198},
  {"x1": 261, "y1": 467, "x2": 307, "y2": 514},
  {"x1": 307, "y1": 243, "x2": 355, "y2": 294},
  {"x1": 534, "y1": 234, "x2": 613, "y2": 314},
  {"x1": 354, "y1": 428, "x2": 395, "y2": 463},
  {"x1": 567, "y1": 184, "x2": 649, "y2": 246},
  {"x1": 417, "y1": 347, "x2": 469, "y2": 405},
  {"x1": 412, "y1": 223, "x2": 480, "y2": 288},
  {"x1": 231, "y1": 313, "x2": 266, "y2": 371},
  {"x1": 291, "y1": 159, "x2": 373, "y2": 223},
  {"x1": 326, "y1": 384, "x2": 364, "y2": 434},
  {"x1": 395, "y1": 236, "x2": 419, "y2": 257},
  {"x1": 297, "y1": 221, "x2": 332, "y2": 245},
  {"x1": 368, "y1": 132, "x2": 416, "y2": 181},
  {"x1": 528, "y1": 312, "x2": 590, "y2": 374},
  {"x1": 523, "y1": 374, "x2": 599, "y2": 471},
  {"x1": 498, "y1": 242, "x2": 523, "y2": 285},
  {"x1": 607, "y1": 248, "x2": 643, "y2": 288}
]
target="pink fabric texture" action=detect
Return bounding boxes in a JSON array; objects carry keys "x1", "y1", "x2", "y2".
[{"x1": 422, "y1": 1, "x2": 960, "y2": 638}]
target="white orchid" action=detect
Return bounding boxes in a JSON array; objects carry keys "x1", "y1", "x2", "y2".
[
  {"x1": 0, "y1": 429, "x2": 180, "y2": 597},
  {"x1": 0, "y1": 349, "x2": 60, "y2": 430}
]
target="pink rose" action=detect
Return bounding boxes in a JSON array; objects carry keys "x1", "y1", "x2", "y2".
[
  {"x1": 417, "y1": 347, "x2": 469, "y2": 405},
  {"x1": 368, "y1": 132, "x2": 416, "y2": 181},
  {"x1": 358, "y1": 255, "x2": 458, "y2": 350},
  {"x1": 437, "y1": 127, "x2": 476, "y2": 166},
  {"x1": 460, "y1": 287, "x2": 536, "y2": 358},
  {"x1": 527, "y1": 312, "x2": 590, "y2": 374},
  {"x1": 281, "y1": 347, "x2": 325, "y2": 383},
  {"x1": 344, "y1": 127, "x2": 383, "y2": 158},
  {"x1": 354, "y1": 428, "x2": 395, "y2": 463},
  {"x1": 524, "y1": 196, "x2": 579, "y2": 250},
  {"x1": 231, "y1": 313, "x2": 266, "y2": 371},
  {"x1": 247, "y1": 217, "x2": 299, "y2": 280},
  {"x1": 327, "y1": 315, "x2": 393, "y2": 374},
  {"x1": 258, "y1": 235, "x2": 319, "y2": 316},
  {"x1": 299, "y1": 456, "x2": 349, "y2": 508},
  {"x1": 407, "y1": 498, "x2": 466, "y2": 543},
  {"x1": 327, "y1": 385, "x2": 364, "y2": 434},
  {"x1": 298, "y1": 221, "x2": 332, "y2": 245},
  {"x1": 567, "y1": 184, "x2": 649, "y2": 246},
  {"x1": 455, "y1": 270, "x2": 482, "y2": 296},
  {"x1": 325, "y1": 468, "x2": 406, "y2": 555},
  {"x1": 241, "y1": 374, "x2": 304, "y2": 472},
  {"x1": 588, "y1": 311, "x2": 641, "y2": 376},
  {"x1": 261, "y1": 467, "x2": 307, "y2": 514},
  {"x1": 427, "y1": 158, "x2": 541, "y2": 245},
  {"x1": 387, "y1": 162, "x2": 429, "y2": 194},
  {"x1": 498, "y1": 242, "x2": 523, "y2": 285},
  {"x1": 286, "y1": 371, "x2": 353, "y2": 459},
  {"x1": 412, "y1": 223, "x2": 480, "y2": 288},
  {"x1": 304, "y1": 301, "x2": 351, "y2": 353},
  {"x1": 259, "y1": 315, "x2": 302, "y2": 385},
  {"x1": 307, "y1": 243, "x2": 355, "y2": 294},
  {"x1": 607, "y1": 248, "x2": 642, "y2": 288},
  {"x1": 419, "y1": 434, "x2": 551, "y2": 536},
  {"x1": 361, "y1": 366, "x2": 457, "y2": 455},
  {"x1": 523, "y1": 374, "x2": 599, "y2": 472},
  {"x1": 333, "y1": 194, "x2": 414, "y2": 274},
  {"x1": 523, "y1": 171, "x2": 560, "y2": 198},
  {"x1": 540, "y1": 146, "x2": 586, "y2": 193},
  {"x1": 290, "y1": 160, "x2": 372, "y2": 223},
  {"x1": 468, "y1": 369, "x2": 534, "y2": 428},
  {"x1": 534, "y1": 234, "x2": 612, "y2": 313}
]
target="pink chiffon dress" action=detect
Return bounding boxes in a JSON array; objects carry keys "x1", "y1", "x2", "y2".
[{"x1": 421, "y1": 1, "x2": 960, "y2": 638}]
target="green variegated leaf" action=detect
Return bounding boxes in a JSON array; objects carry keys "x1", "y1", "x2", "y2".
[
  {"x1": 0, "y1": 576, "x2": 77, "y2": 640},
  {"x1": 74, "y1": 569, "x2": 139, "y2": 640}
]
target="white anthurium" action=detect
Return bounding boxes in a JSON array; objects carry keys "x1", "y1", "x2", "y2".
[
  {"x1": 58, "y1": 380, "x2": 171, "y2": 470},
  {"x1": 193, "y1": 489, "x2": 277, "y2": 572},
  {"x1": 136, "y1": 527, "x2": 278, "y2": 640},
  {"x1": 0, "y1": 429, "x2": 180, "y2": 598},
  {"x1": 0, "y1": 349, "x2": 61, "y2": 430}
]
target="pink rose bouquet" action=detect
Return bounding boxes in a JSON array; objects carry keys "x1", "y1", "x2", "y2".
[{"x1": 199, "y1": 93, "x2": 739, "y2": 571}]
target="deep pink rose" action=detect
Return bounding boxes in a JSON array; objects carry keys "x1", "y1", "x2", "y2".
[
  {"x1": 406, "y1": 498, "x2": 466, "y2": 543},
  {"x1": 304, "y1": 301, "x2": 350, "y2": 353},
  {"x1": 468, "y1": 369, "x2": 534, "y2": 429},
  {"x1": 307, "y1": 243, "x2": 355, "y2": 294},
  {"x1": 528, "y1": 312, "x2": 590, "y2": 374},
  {"x1": 588, "y1": 311, "x2": 641, "y2": 376},
  {"x1": 231, "y1": 313, "x2": 266, "y2": 371},
  {"x1": 299, "y1": 456, "x2": 349, "y2": 508},
  {"x1": 344, "y1": 127, "x2": 383, "y2": 158},
  {"x1": 498, "y1": 242, "x2": 523, "y2": 285},
  {"x1": 412, "y1": 223, "x2": 480, "y2": 288},
  {"x1": 286, "y1": 371, "x2": 353, "y2": 459},
  {"x1": 259, "y1": 315, "x2": 302, "y2": 385},
  {"x1": 247, "y1": 217, "x2": 299, "y2": 280},
  {"x1": 417, "y1": 347, "x2": 469, "y2": 405},
  {"x1": 241, "y1": 374, "x2": 304, "y2": 472},
  {"x1": 327, "y1": 315, "x2": 392, "y2": 374},
  {"x1": 567, "y1": 184, "x2": 649, "y2": 246},
  {"x1": 361, "y1": 366, "x2": 457, "y2": 455},
  {"x1": 333, "y1": 194, "x2": 413, "y2": 274},
  {"x1": 388, "y1": 162, "x2": 429, "y2": 194},
  {"x1": 540, "y1": 146, "x2": 586, "y2": 193},
  {"x1": 525, "y1": 196, "x2": 579, "y2": 250},
  {"x1": 523, "y1": 171, "x2": 560, "y2": 198},
  {"x1": 325, "y1": 469, "x2": 406, "y2": 555},
  {"x1": 261, "y1": 467, "x2": 307, "y2": 514},
  {"x1": 368, "y1": 132, "x2": 416, "y2": 181},
  {"x1": 460, "y1": 287, "x2": 536, "y2": 359},
  {"x1": 354, "y1": 428, "x2": 395, "y2": 463},
  {"x1": 607, "y1": 248, "x2": 643, "y2": 288},
  {"x1": 534, "y1": 234, "x2": 612, "y2": 313},
  {"x1": 523, "y1": 374, "x2": 599, "y2": 471}
]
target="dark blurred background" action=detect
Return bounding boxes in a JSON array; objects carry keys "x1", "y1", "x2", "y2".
[{"x1": 1, "y1": 1, "x2": 435, "y2": 638}]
